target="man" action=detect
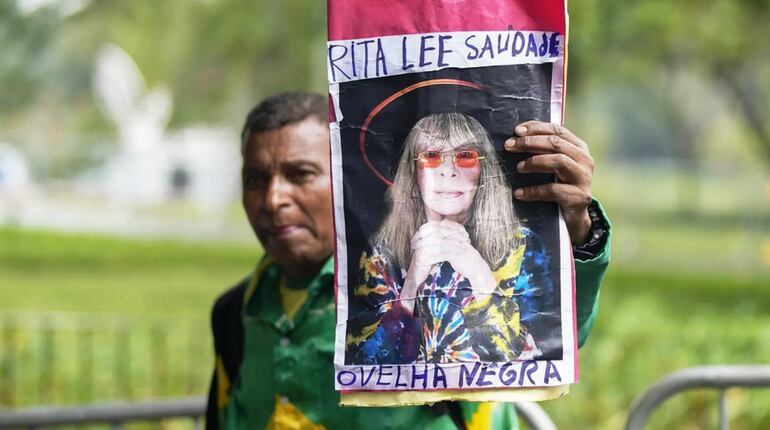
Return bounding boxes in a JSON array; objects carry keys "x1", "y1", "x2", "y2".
[{"x1": 206, "y1": 91, "x2": 611, "y2": 429}]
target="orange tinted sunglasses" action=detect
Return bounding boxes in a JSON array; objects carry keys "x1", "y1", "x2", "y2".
[{"x1": 414, "y1": 150, "x2": 486, "y2": 169}]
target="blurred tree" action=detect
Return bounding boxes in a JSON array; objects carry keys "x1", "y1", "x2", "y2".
[
  {"x1": 1, "y1": 0, "x2": 326, "y2": 133},
  {"x1": 2, "y1": 0, "x2": 768, "y2": 172},
  {"x1": 0, "y1": 0, "x2": 60, "y2": 116},
  {"x1": 72, "y1": 0, "x2": 327, "y2": 126},
  {"x1": 569, "y1": 0, "x2": 770, "y2": 164}
]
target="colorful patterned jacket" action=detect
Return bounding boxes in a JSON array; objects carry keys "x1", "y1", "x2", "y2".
[{"x1": 346, "y1": 227, "x2": 555, "y2": 365}]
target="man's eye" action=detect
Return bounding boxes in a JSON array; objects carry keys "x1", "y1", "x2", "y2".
[
  {"x1": 242, "y1": 173, "x2": 265, "y2": 188},
  {"x1": 287, "y1": 169, "x2": 315, "y2": 182}
]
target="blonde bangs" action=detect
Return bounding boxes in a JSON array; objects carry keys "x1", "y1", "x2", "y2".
[{"x1": 409, "y1": 113, "x2": 487, "y2": 154}]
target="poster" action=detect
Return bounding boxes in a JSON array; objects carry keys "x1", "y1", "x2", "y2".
[{"x1": 329, "y1": 0, "x2": 575, "y2": 404}]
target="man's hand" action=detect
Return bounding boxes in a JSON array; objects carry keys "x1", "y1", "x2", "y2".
[{"x1": 505, "y1": 120, "x2": 594, "y2": 245}]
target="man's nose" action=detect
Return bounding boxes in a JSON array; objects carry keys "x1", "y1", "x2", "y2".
[{"x1": 264, "y1": 176, "x2": 292, "y2": 212}]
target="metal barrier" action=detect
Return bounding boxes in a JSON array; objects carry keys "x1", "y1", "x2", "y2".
[
  {"x1": 0, "y1": 396, "x2": 205, "y2": 429},
  {"x1": 516, "y1": 401, "x2": 558, "y2": 430},
  {"x1": 624, "y1": 365, "x2": 770, "y2": 430},
  {"x1": 0, "y1": 311, "x2": 210, "y2": 407},
  {"x1": 0, "y1": 396, "x2": 558, "y2": 430},
  {"x1": 7, "y1": 365, "x2": 770, "y2": 429}
]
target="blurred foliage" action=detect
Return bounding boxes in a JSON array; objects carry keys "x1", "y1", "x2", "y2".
[
  {"x1": 2, "y1": 0, "x2": 768, "y2": 162},
  {"x1": 547, "y1": 268, "x2": 770, "y2": 430},
  {"x1": 568, "y1": 0, "x2": 770, "y2": 163},
  {"x1": 1, "y1": 0, "x2": 327, "y2": 132},
  {"x1": 0, "y1": 0, "x2": 60, "y2": 116}
]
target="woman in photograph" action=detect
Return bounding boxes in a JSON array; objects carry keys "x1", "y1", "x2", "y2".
[{"x1": 346, "y1": 112, "x2": 552, "y2": 365}]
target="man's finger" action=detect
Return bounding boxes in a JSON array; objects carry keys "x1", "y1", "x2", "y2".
[
  {"x1": 504, "y1": 134, "x2": 588, "y2": 162},
  {"x1": 514, "y1": 183, "x2": 592, "y2": 208},
  {"x1": 514, "y1": 120, "x2": 588, "y2": 151},
  {"x1": 516, "y1": 154, "x2": 590, "y2": 184}
]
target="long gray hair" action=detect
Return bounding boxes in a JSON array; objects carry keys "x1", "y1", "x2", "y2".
[{"x1": 374, "y1": 113, "x2": 522, "y2": 268}]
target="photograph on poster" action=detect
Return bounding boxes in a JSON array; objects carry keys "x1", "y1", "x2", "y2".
[{"x1": 335, "y1": 64, "x2": 564, "y2": 368}]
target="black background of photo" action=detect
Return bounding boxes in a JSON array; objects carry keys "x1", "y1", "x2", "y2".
[{"x1": 336, "y1": 63, "x2": 563, "y2": 360}]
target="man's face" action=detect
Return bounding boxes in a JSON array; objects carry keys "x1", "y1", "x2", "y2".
[{"x1": 242, "y1": 117, "x2": 334, "y2": 277}]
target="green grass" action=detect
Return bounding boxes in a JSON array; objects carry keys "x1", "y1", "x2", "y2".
[
  {"x1": 1, "y1": 224, "x2": 769, "y2": 429},
  {"x1": 545, "y1": 269, "x2": 770, "y2": 429},
  {"x1": 0, "y1": 227, "x2": 260, "y2": 316}
]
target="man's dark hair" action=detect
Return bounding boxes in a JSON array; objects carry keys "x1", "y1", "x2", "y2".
[{"x1": 241, "y1": 92, "x2": 328, "y2": 152}]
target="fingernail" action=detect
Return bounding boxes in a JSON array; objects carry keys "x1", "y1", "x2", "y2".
[
  {"x1": 516, "y1": 161, "x2": 525, "y2": 171},
  {"x1": 514, "y1": 189, "x2": 524, "y2": 198},
  {"x1": 505, "y1": 138, "x2": 515, "y2": 149},
  {"x1": 515, "y1": 125, "x2": 527, "y2": 135}
]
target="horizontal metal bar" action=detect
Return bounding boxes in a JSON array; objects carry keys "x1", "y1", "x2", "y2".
[
  {"x1": 0, "y1": 396, "x2": 206, "y2": 429},
  {"x1": 624, "y1": 365, "x2": 770, "y2": 430},
  {"x1": 1, "y1": 397, "x2": 561, "y2": 430}
]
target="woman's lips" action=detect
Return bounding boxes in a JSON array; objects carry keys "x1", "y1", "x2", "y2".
[{"x1": 434, "y1": 191, "x2": 463, "y2": 198}]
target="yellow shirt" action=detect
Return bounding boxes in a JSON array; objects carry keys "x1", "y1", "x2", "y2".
[{"x1": 279, "y1": 275, "x2": 311, "y2": 321}]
